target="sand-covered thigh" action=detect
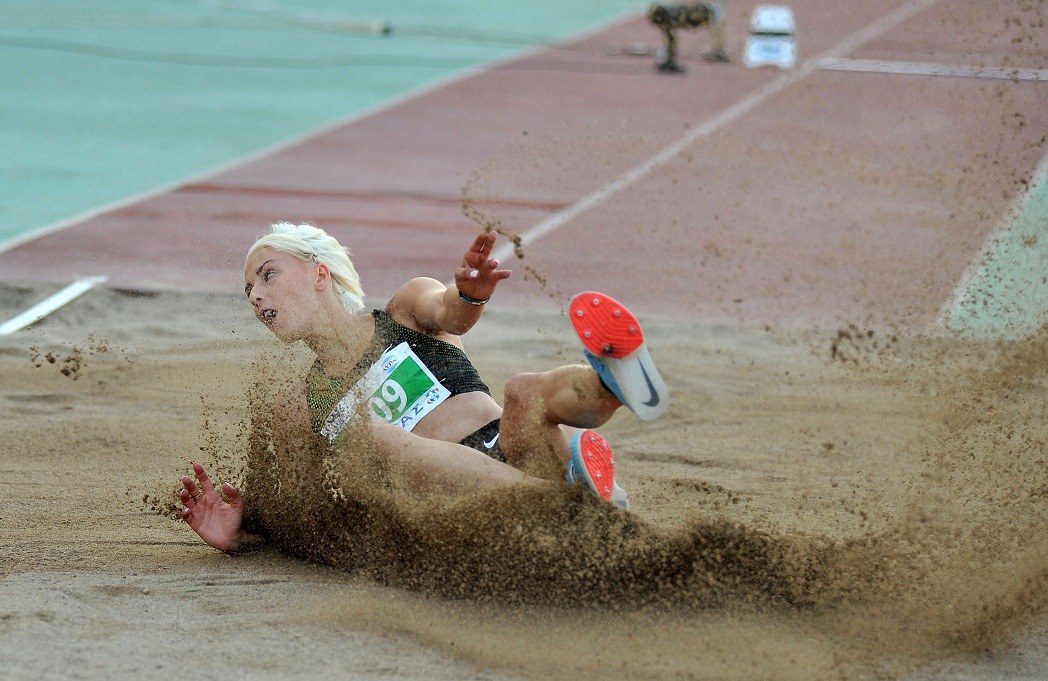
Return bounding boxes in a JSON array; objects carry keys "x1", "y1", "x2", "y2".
[{"x1": 1, "y1": 283, "x2": 1043, "y2": 679}]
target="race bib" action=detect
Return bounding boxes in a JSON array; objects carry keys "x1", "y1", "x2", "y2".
[{"x1": 320, "y1": 342, "x2": 450, "y2": 442}]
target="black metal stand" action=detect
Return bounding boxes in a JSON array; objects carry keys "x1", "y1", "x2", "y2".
[
  {"x1": 656, "y1": 29, "x2": 686, "y2": 73},
  {"x1": 649, "y1": 2, "x2": 731, "y2": 73}
]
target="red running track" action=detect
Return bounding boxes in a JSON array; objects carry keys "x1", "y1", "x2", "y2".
[{"x1": 2, "y1": 0, "x2": 1045, "y2": 331}]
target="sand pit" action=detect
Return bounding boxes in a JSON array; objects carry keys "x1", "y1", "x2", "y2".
[
  {"x1": 1, "y1": 1, "x2": 1045, "y2": 678},
  {"x1": 1, "y1": 281, "x2": 1043, "y2": 679}
]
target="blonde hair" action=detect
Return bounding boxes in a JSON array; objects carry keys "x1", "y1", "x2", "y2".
[{"x1": 247, "y1": 222, "x2": 365, "y2": 313}]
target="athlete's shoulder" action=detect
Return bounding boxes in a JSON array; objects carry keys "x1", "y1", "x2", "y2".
[{"x1": 386, "y1": 277, "x2": 445, "y2": 332}]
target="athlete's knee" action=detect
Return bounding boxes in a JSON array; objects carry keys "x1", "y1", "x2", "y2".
[{"x1": 503, "y1": 372, "x2": 546, "y2": 413}]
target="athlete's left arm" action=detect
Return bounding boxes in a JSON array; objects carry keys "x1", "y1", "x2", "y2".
[{"x1": 389, "y1": 232, "x2": 510, "y2": 336}]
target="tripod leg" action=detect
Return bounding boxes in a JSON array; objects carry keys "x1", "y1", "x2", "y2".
[
  {"x1": 657, "y1": 28, "x2": 685, "y2": 73},
  {"x1": 702, "y1": 21, "x2": 730, "y2": 62}
]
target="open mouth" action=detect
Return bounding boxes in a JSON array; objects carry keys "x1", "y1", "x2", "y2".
[{"x1": 260, "y1": 309, "x2": 277, "y2": 322}]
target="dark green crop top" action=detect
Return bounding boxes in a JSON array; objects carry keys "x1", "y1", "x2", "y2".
[{"x1": 306, "y1": 309, "x2": 490, "y2": 434}]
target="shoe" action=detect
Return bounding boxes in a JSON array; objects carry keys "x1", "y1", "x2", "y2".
[
  {"x1": 570, "y1": 292, "x2": 669, "y2": 421},
  {"x1": 566, "y1": 430, "x2": 616, "y2": 502}
]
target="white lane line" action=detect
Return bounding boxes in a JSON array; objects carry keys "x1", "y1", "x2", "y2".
[
  {"x1": 0, "y1": 276, "x2": 108, "y2": 335},
  {"x1": 816, "y1": 57, "x2": 1048, "y2": 82},
  {"x1": 492, "y1": 0, "x2": 939, "y2": 264},
  {"x1": 0, "y1": 10, "x2": 641, "y2": 257}
]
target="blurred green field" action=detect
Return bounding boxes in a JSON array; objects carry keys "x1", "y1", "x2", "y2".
[
  {"x1": 0, "y1": 0, "x2": 645, "y2": 242},
  {"x1": 944, "y1": 156, "x2": 1048, "y2": 339}
]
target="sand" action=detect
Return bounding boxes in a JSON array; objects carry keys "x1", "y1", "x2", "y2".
[{"x1": 0, "y1": 281, "x2": 1044, "y2": 679}]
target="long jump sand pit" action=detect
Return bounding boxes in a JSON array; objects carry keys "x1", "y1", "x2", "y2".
[{"x1": 1, "y1": 282, "x2": 1043, "y2": 679}]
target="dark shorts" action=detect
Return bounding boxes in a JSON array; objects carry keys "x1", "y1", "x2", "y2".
[{"x1": 458, "y1": 418, "x2": 505, "y2": 463}]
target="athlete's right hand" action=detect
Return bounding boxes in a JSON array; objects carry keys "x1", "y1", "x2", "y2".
[
  {"x1": 180, "y1": 462, "x2": 247, "y2": 554},
  {"x1": 454, "y1": 231, "x2": 511, "y2": 302}
]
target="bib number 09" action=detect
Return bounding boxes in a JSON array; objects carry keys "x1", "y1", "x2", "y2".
[{"x1": 369, "y1": 379, "x2": 407, "y2": 421}]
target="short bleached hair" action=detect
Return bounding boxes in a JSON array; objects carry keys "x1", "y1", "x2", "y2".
[{"x1": 247, "y1": 222, "x2": 365, "y2": 313}]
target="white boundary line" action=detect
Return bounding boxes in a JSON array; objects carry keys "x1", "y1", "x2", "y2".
[
  {"x1": 491, "y1": 0, "x2": 939, "y2": 265},
  {"x1": 0, "y1": 276, "x2": 108, "y2": 335},
  {"x1": 815, "y1": 57, "x2": 1048, "y2": 82},
  {"x1": 934, "y1": 150, "x2": 1048, "y2": 334},
  {"x1": 0, "y1": 9, "x2": 642, "y2": 257}
]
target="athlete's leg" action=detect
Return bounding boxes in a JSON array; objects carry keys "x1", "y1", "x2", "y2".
[
  {"x1": 364, "y1": 419, "x2": 549, "y2": 496},
  {"x1": 363, "y1": 400, "x2": 616, "y2": 507},
  {"x1": 498, "y1": 365, "x2": 619, "y2": 479}
]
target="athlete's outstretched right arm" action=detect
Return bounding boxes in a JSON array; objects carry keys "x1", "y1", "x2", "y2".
[
  {"x1": 387, "y1": 232, "x2": 511, "y2": 337},
  {"x1": 180, "y1": 462, "x2": 261, "y2": 554}
]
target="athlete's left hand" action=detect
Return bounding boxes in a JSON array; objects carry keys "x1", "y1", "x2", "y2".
[{"x1": 454, "y1": 232, "x2": 511, "y2": 301}]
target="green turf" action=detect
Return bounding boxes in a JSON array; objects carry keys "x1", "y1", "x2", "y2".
[
  {"x1": 943, "y1": 157, "x2": 1048, "y2": 340},
  {"x1": 0, "y1": 0, "x2": 646, "y2": 243}
]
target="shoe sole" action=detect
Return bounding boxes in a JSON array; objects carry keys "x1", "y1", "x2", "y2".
[
  {"x1": 567, "y1": 430, "x2": 615, "y2": 501},
  {"x1": 570, "y1": 292, "x2": 644, "y2": 358},
  {"x1": 570, "y1": 292, "x2": 669, "y2": 421}
]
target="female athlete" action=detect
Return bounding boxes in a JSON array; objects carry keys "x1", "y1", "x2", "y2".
[{"x1": 179, "y1": 222, "x2": 668, "y2": 553}]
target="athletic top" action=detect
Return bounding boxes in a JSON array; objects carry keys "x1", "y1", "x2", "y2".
[{"x1": 306, "y1": 309, "x2": 490, "y2": 437}]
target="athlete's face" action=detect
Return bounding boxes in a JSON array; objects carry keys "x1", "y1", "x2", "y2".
[{"x1": 244, "y1": 247, "x2": 325, "y2": 342}]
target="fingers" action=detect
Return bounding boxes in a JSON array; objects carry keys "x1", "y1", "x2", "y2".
[
  {"x1": 464, "y1": 232, "x2": 497, "y2": 264},
  {"x1": 457, "y1": 258, "x2": 503, "y2": 279},
  {"x1": 455, "y1": 232, "x2": 509, "y2": 300},
  {"x1": 179, "y1": 488, "x2": 198, "y2": 527},
  {"x1": 193, "y1": 462, "x2": 215, "y2": 495},
  {"x1": 472, "y1": 231, "x2": 496, "y2": 255},
  {"x1": 182, "y1": 475, "x2": 200, "y2": 501},
  {"x1": 455, "y1": 265, "x2": 511, "y2": 293},
  {"x1": 482, "y1": 258, "x2": 510, "y2": 282},
  {"x1": 455, "y1": 266, "x2": 480, "y2": 282},
  {"x1": 222, "y1": 482, "x2": 243, "y2": 507},
  {"x1": 470, "y1": 257, "x2": 500, "y2": 276}
]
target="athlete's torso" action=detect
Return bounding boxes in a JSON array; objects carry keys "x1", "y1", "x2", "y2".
[{"x1": 306, "y1": 309, "x2": 500, "y2": 442}]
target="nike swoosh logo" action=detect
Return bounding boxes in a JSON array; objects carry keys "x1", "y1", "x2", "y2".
[
  {"x1": 483, "y1": 432, "x2": 500, "y2": 449},
  {"x1": 639, "y1": 363, "x2": 661, "y2": 407}
]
